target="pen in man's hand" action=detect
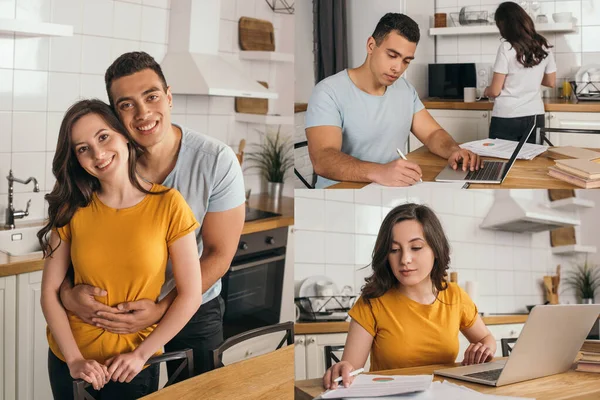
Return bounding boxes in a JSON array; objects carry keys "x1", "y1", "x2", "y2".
[{"x1": 396, "y1": 148, "x2": 422, "y2": 182}]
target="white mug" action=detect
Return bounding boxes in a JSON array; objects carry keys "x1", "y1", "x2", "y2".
[
  {"x1": 316, "y1": 280, "x2": 334, "y2": 297},
  {"x1": 464, "y1": 87, "x2": 477, "y2": 102}
]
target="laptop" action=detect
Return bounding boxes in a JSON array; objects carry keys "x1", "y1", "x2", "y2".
[
  {"x1": 434, "y1": 304, "x2": 600, "y2": 387},
  {"x1": 435, "y1": 119, "x2": 536, "y2": 184}
]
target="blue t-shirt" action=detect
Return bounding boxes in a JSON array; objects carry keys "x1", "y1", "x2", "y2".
[
  {"x1": 159, "y1": 124, "x2": 246, "y2": 304},
  {"x1": 306, "y1": 69, "x2": 424, "y2": 188}
]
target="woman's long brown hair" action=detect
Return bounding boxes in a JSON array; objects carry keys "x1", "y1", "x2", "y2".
[
  {"x1": 495, "y1": 2, "x2": 552, "y2": 68},
  {"x1": 37, "y1": 99, "x2": 162, "y2": 258},
  {"x1": 361, "y1": 203, "x2": 451, "y2": 300}
]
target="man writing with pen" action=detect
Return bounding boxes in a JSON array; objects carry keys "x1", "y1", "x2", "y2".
[{"x1": 306, "y1": 13, "x2": 482, "y2": 188}]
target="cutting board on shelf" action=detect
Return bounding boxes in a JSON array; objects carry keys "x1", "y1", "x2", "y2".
[
  {"x1": 548, "y1": 189, "x2": 575, "y2": 201},
  {"x1": 239, "y1": 17, "x2": 275, "y2": 51},
  {"x1": 235, "y1": 81, "x2": 269, "y2": 114},
  {"x1": 550, "y1": 226, "x2": 576, "y2": 247}
]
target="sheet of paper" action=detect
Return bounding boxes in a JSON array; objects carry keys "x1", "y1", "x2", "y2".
[
  {"x1": 323, "y1": 380, "x2": 534, "y2": 400},
  {"x1": 317, "y1": 374, "x2": 433, "y2": 399},
  {"x1": 459, "y1": 139, "x2": 547, "y2": 160},
  {"x1": 362, "y1": 181, "x2": 469, "y2": 190}
]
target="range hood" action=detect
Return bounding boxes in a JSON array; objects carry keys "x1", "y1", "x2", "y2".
[
  {"x1": 481, "y1": 191, "x2": 579, "y2": 233},
  {"x1": 160, "y1": 0, "x2": 277, "y2": 99}
]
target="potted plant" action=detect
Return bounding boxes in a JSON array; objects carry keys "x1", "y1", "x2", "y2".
[
  {"x1": 245, "y1": 126, "x2": 293, "y2": 199},
  {"x1": 563, "y1": 259, "x2": 600, "y2": 304}
]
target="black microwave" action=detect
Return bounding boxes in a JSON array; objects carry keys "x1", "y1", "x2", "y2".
[{"x1": 428, "y1": 63, "x2": 476, "y2": 99}]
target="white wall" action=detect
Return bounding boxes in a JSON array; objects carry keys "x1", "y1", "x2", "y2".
[
  {"x1": 435, "y1": 0, "x2": 598, "y2": 95},
  {"x1": 295, "y1": 188, "x2": 600, "y2": 314},
  {"x1": 295, "y1": 0, "x2": 314, "y2": 103},
  {"x1": 0, "y1": 0, "x2": 295, "y2": 223}
]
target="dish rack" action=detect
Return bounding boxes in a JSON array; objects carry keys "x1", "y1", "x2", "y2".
[
  {"x1": 295, "y1": 295, "x2": 357, "y2": 322},
  {"x1": 569, "y1": 81, "x2": 600, "y2": 102},
  {"x1": 449, "y1": 10, "x2": 489, "y2": 26}
]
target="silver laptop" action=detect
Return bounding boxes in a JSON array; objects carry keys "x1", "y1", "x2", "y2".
[
  {"x1": 435, "y1": 119, "x2": 536, "y2": 184},
  {"x1": 434, "y1": 304, "x2": 600, "y2": 387}
]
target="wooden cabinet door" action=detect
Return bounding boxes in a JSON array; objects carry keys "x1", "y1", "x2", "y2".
[
  {"x1": 410, "y1": 110, "x2": 490, "y2": 152},
  {"x1": 547, "y1": 112, "x2": 600, "y2": 147},
  {"x1": 0, "y1": 276, "x2": 17, "y2": 400},
  {"x1": 17, "y1": 271, "x2": 52, "y2": 400}
]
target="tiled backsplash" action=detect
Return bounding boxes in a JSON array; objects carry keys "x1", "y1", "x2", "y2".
[
  {"x1": 295, "y1": 188, "x2": 600, "y2": 314},
  {"x1": 435, "y1": 0, "x2": 600, "y2": 91},
  {"x1": 0, "y1": 0, "x2": 295, "y2": 222}
]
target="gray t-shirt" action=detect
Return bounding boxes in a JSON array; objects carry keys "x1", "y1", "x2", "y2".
[
  {"x1": 305, "y1": 69, "x2": 424, "y2": 188},
  {"x1": 159, "y1": 124, "x2": 246, "y2": 303}
]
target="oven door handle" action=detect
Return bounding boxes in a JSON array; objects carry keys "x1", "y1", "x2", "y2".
[{"x1": 229, "y1": 254, "x2": 286, "y2": 272}]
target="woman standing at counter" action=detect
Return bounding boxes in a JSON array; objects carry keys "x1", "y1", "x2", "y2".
[
  {"x1": 323, "y1": 203, "x2": 496, "y2": 389},
  {"x1": 38, "y1": 99, "x2": 203, "y2": 399},
  {"x1": 484, "y1": 1, "x2": 556, "y2": 144}
]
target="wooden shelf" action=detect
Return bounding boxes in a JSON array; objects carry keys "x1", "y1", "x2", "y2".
[
  {"x1": 235, "y1": 113, "x2": 294, "y2": 125},
  {"x1": 551, "y1": 244, "x2": 597, "y2": 255},
  {"x1": 549, "y1": 197, "x2": 595, "y2": 211},
  {"x1": 0, "y1": 18, "x2": 73, "y2": 37},
  {"x1": 429, "y1": 22, "x2": 574, "y2": 36},
  {"x1": 239, "y1": 51, "x2": 294, "y2": 63}
]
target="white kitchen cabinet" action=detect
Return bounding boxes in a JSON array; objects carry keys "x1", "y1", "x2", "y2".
[
  {"x1": 295, "y1": 335, "x2": 308, "y2": 381},
  {"x1": 545, "y1": 112, "x2": 600, "y2": 147},
  {"x1": 410, "y1": 110, "x2": 490, "y2": 152},
  {"x1": 16, "y1": 271, "x2": 52, "y2": 400},
  {"x1": 0, "y1": 275, "x2": 17, "y2": 400}
]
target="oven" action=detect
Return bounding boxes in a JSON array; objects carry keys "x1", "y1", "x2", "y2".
[{"x1": 221, "y1": 226, "x2": 288, "y2": 339}]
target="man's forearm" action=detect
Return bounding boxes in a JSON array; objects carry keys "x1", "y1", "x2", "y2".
[
  {"x1": 200, "y1": 249, "x2": 231, "y2": 293},
  {"x1": 424, "y1": 129, "x2": 461, "y2": 160},
  {"x1": 312, "y1": 148, "x2": 382, "y2": 183}
]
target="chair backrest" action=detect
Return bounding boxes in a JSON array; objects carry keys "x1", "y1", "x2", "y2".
[
  {"x1": 294, "y1": 140, "x2": 315, "y2": 189},
  {"x1": 539, "y1": 127, "x2": 600, "y2": 147},
  {"x1": 324, "y1": 345, "x2": 345, "y2": 370},
  {"x1": 72, "y1": 349, "x2": 194, "y2": 400},
  {"x1": 210, "y1": 321, "x2": 294, "y2": 370},
  {"x1": 501, "y1": 338, "x2": 518, "y2": 357}
]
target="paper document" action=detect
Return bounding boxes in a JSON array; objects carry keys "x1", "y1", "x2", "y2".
[
  {"x1": 322, "y1": 380, "x2": 534, "y2": 400},
  {"x1": 362, "y1": 181, "x2": 469, "y2": 190},
  {"x1": 460, "y1": 139, "x2": 547, "y2": 160},
  {"x1": 317, "y1": 374, "x2": 433, "y2": 399}
]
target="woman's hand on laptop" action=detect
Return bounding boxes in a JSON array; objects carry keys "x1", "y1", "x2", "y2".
[
  {"x1": 448, "y1": 149, "x2": 483, "y2": 172},
  {"x1": 461, "y1": 342, "x2": 494, "y2": 366},
  {"x1": 323, "y1": 360, "x2": 356, "y2": 390}
]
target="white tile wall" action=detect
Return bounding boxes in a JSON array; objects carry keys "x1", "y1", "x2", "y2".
[
  {"x1": 295, "y1": 189, "x2": 600, "y2": 313},
  {"x1": 435, "y1": 1, "x2": 599, "y2": 92},
  {"x1": 0, "y1": 0, "x2": 295, "y2": 222}
]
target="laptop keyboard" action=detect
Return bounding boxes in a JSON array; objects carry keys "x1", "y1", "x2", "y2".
[
  {"x1": 464, "y1": 368, "x2": 503, "y2": 382},
  {"x1": 464, "y1": 161, "x2": 504, "y2": 181}
]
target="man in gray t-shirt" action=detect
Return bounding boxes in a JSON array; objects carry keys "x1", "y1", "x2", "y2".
[
  {"x1": 58, "y1": 52, "x2": 245, "y2": 380},
  {"x1": 306, "y1": 13, "x2": 482, "y2": 188}
]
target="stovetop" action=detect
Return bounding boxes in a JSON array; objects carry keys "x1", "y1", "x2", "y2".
[{"x1": 245, "y1": 206, "x2": 281, "y2": 222}]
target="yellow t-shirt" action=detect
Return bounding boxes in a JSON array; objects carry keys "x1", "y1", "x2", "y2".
[
  {"x1": 47, "y1": 184, "x2": 199, "y2": 364},
  {"x1": 348, "y1": 283, "x2": 478, "y2": 371}
]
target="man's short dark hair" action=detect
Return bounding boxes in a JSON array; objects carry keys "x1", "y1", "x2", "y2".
[
  {"x1": 104, "y1": 51, "x2": 168, "y2": 108},
  {"x1": 372, "y1": 13, "x2": 420, "y2": 46}
]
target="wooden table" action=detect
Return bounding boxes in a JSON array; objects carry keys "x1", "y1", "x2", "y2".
[
  {"x1": 329, "y1": 147, "x2": 596, "y2": 189},
  {"x1": 295, "y1": 359, "x2": 600, "y2": 400},
  {"x1": 141, "y1": 346, "x2": 294, "y2": 400}
]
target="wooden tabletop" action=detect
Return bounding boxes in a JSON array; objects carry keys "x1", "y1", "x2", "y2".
[
  {"x1": 0, "y1": 194, "x2": 294, "y2": 277},
  {"x1": 295, "y1": 358, "x2": 600, "y2": 400},
  {"x1": 141, "y1": 346, "x2": 294, "y2": 400},
  {"x1": 295, "y1": 315, "x2": 529, "y2": 335},
  {"x1": 329, "y1": 147, "x2": 592, "y2": 189},
  {"x1": 423, "y1": 97, "x2": 600, "y2": 113}
]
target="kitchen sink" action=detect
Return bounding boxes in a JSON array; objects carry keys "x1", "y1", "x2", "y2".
[{"x1": 0, "y1": 226, "x2": 44, "y2": 262}]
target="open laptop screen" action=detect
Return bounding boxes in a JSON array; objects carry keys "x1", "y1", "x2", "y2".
[{"x1": 500, "y1": 117, "x2": 537, "y2": 180}]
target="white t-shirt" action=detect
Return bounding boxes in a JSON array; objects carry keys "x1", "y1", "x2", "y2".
[{"x1": 492, "y1": 39, "x2": 556, "y2": 118}]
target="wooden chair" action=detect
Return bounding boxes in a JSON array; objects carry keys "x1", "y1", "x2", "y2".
[
  {"x1": 210, "y1": 322, "x2": 294, "y2": 370},
  {"x1": 501, "y1": 338, "x2": 518, "y2": 357},
  {"x1": 538, "y1": 127, "x2": 600, "y2": 147},
  {"x1": 324, "y1": 345, "x2": 345, "y2": 370},
  {"x1": 72, "y1": 349, "x2": 194, "y2": 400},
  {"x1": 294, "y1": 140, "x2": 315, "y2": 189}
]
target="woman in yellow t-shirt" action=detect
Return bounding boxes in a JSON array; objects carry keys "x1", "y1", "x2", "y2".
[
  {"x1": 323, "y1": 203, "x2": 496, "y2": 389},
  {"x1": 37, "y1": 99, "x2": 203, "y2": 399}
]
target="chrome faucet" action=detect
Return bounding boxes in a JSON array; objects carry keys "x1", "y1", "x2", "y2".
[{"x1": 5, "y1": 170, "x2": 40, "y2": 229}]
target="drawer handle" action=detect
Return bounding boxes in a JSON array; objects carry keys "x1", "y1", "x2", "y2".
[
  {"x1": 245, "y1": 350, "x2": 253, "y2": 357},
  {"x1": 307, "y1": 338, "x2": 316, "y2": 344},
  {"x1": 482, "y1": 113, "x2": 487, "y2": 118},
  {"x1": 295, "y1": 339, "x2": 305, "y2": 345}
]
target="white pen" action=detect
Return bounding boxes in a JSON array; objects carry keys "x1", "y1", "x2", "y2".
[
  {"x1": 333, "y1": 367, "x2": 365, "y2": 383},
  {"x1": 396, "y1": 148, "x2": 422, "y2": 182}
]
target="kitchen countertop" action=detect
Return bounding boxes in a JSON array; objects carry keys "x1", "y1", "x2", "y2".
[
  {"x1": 0, "y1": 194, "x2": 294, "y2": 277},
  {"x1": 423, "y1": 97, "x2": 600, "y2": 112},
  {"x1": 295, "y1": 315, "x2": 529, "y2": 335}
]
